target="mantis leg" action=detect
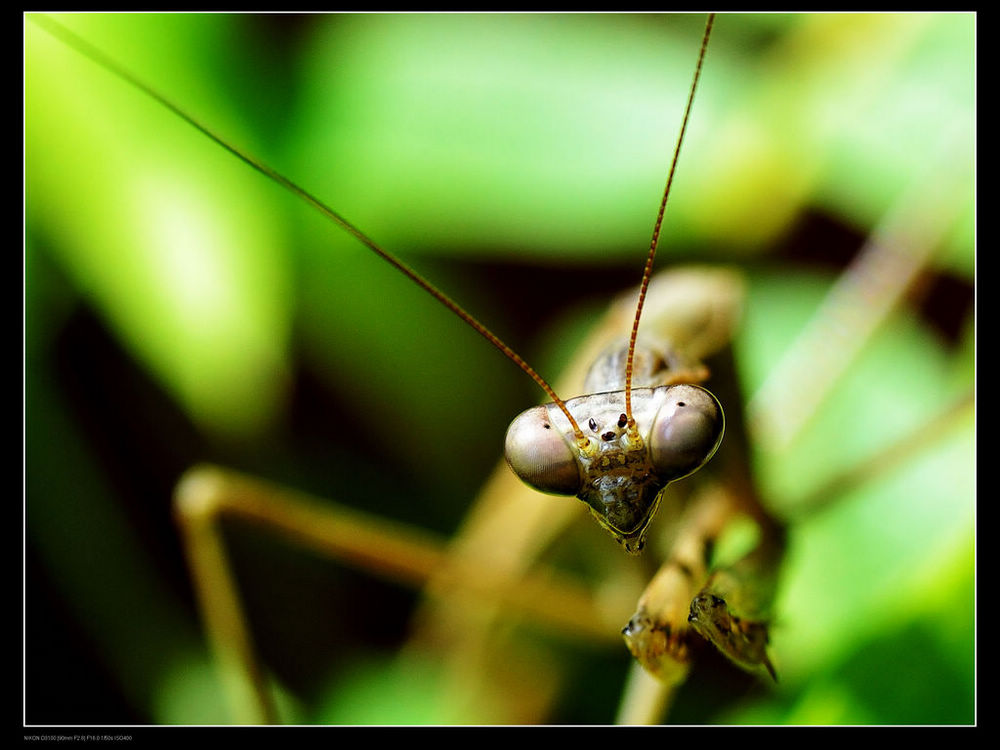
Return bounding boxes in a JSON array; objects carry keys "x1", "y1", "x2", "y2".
[{"x1": 173, "y1": 464, "x2": 618, "y2": 723}]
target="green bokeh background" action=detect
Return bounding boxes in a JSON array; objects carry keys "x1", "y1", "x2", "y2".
[{"x1": 25, "y1": 12, "x2": 974, "y2": 725}]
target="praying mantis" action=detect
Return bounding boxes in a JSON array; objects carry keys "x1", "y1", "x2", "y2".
[{"x1": 25, "y1": 13, "x2": 975, "y2": 725}]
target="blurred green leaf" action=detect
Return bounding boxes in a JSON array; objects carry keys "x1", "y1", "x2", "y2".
[{"x1": 27, "y1": 14, "x2": 293, "y2": 439}]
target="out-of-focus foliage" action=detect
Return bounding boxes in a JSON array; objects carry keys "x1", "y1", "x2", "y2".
[{"x1": 25, "y1": 13, "x2": 974, "y2": 725}]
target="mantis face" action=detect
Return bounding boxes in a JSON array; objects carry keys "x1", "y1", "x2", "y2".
[{"x1": 506, "y1": 383, "x2": 724, "y2": 553}]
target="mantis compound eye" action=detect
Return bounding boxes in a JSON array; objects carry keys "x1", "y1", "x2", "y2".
[
  {"x1": 648, "y1": 384, "x2": 724, "y2": 481},
  {"x1": 504, "y1": 405, "x2": 583, "y2": 496}
]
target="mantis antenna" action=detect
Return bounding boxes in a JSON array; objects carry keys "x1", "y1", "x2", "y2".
[
  {"x1": 624, "y1": 13, "x2": 715, "y2": 431},
  {"x1": 502, "y1": 13, "x2": 723, "y2": 553},
  {"x1": 33, "y1": 13, "x2": 723, "y2": 553},
  {"x1": 28, "y1": 12, "x2": 591, "y2": 448}
]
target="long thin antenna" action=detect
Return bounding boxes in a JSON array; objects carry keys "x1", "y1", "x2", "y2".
[
  {"x1": 29, "y1": 13, "x2": 591, "y2": 447},
  {"x1": 624, "y1": 13, "x2": 715, "y2": 429}
]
